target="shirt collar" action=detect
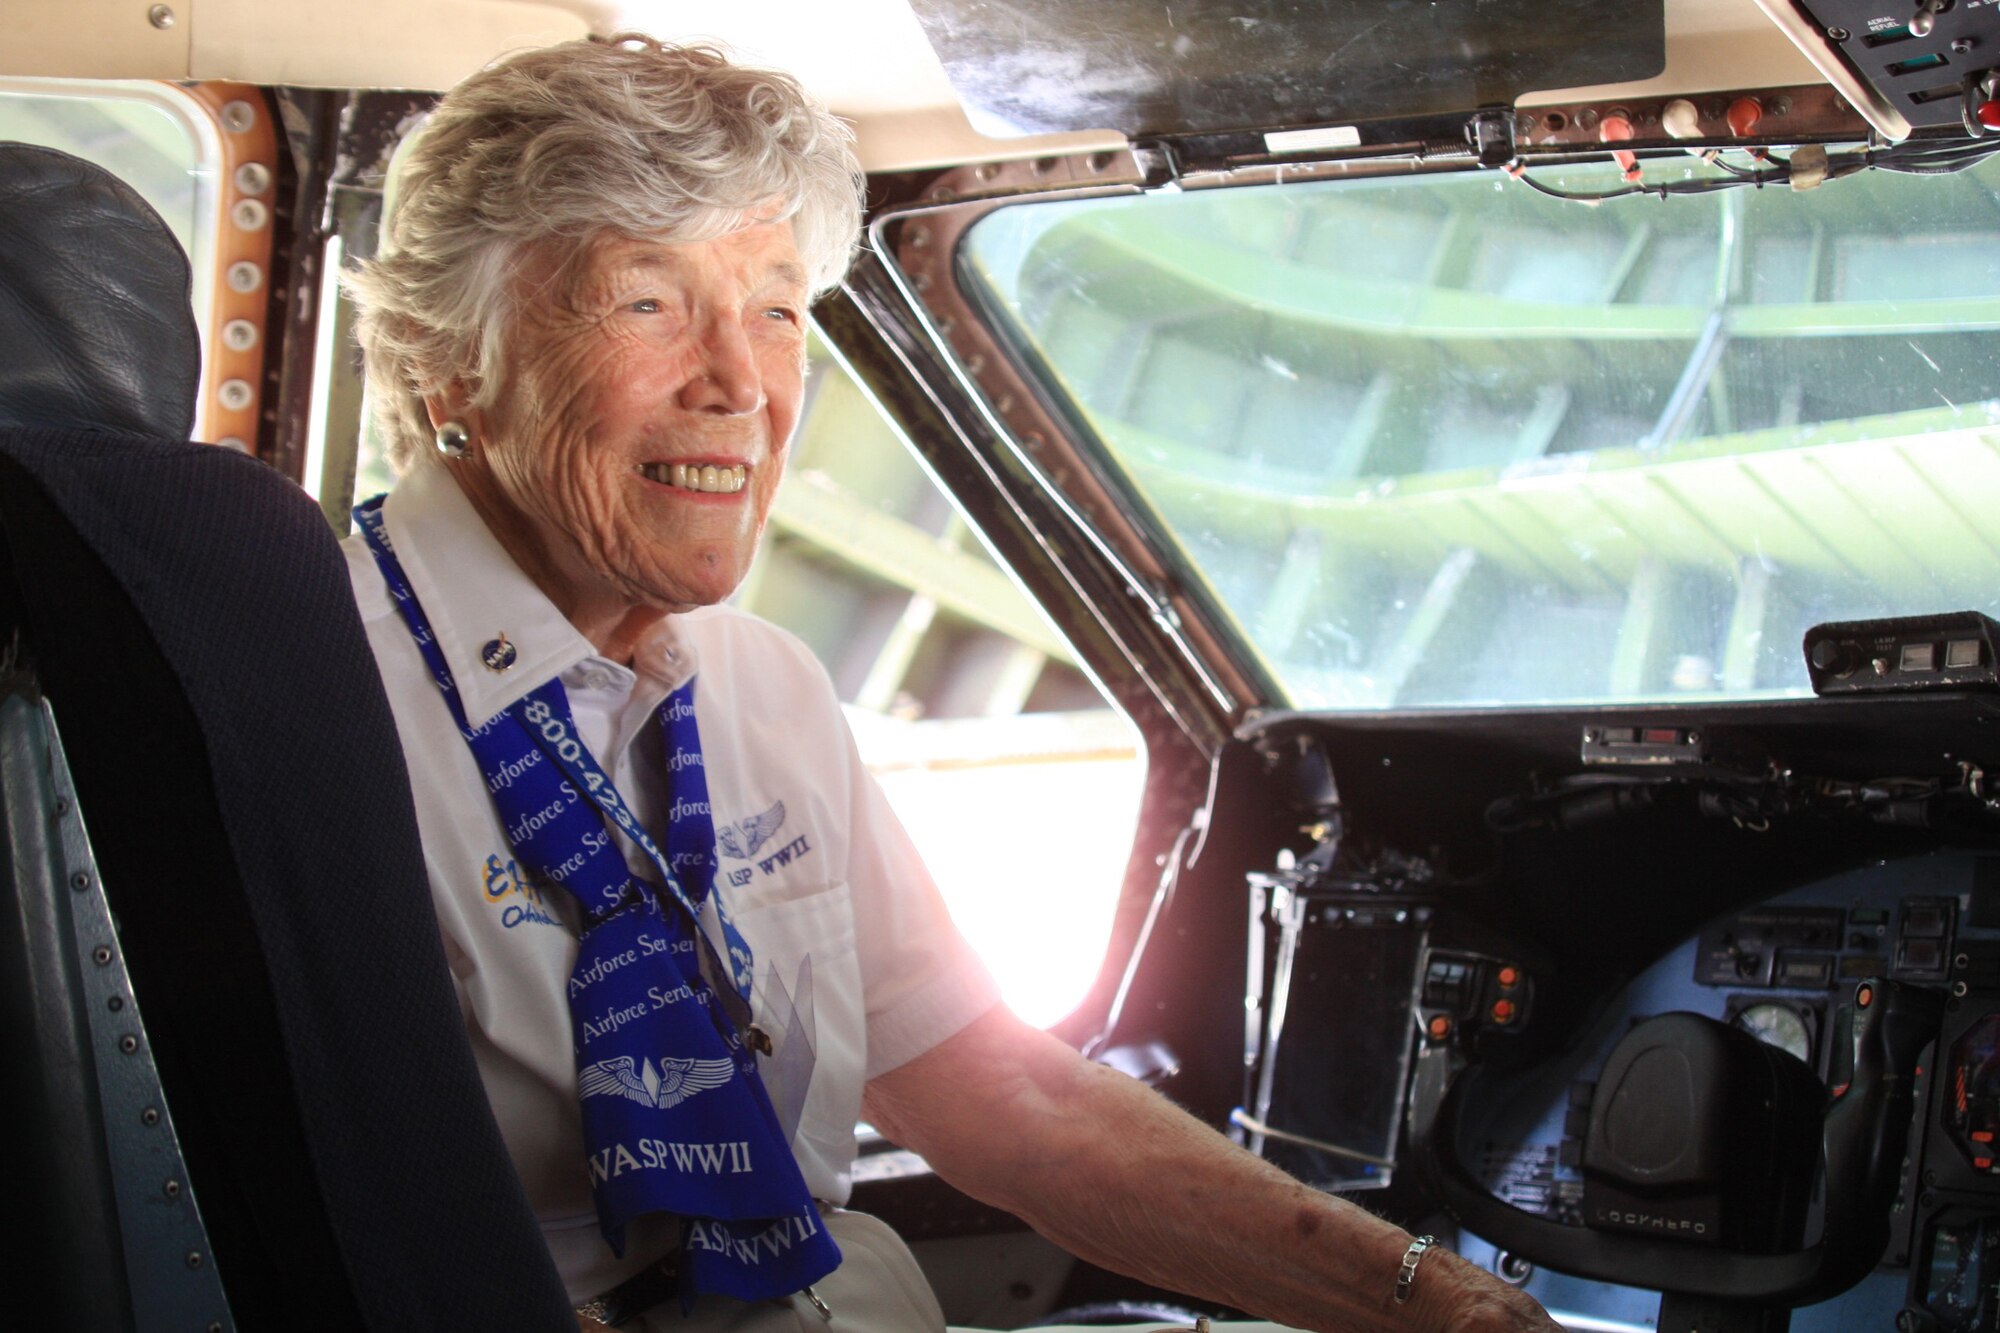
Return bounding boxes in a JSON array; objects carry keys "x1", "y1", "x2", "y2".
[{"x1": 380, "y1": 457, "x2": 599, "y2": 728}]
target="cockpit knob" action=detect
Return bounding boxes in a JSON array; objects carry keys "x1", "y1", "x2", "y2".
[
  {"x1": 1599, "y1": 113, "x2": 1641, "y2": 182},
  {"x1": 1809, "y1": 638, "x2": 1857, "y2": 676},
  {"x1": 1726, "y1": 97, "x2": 1763, "y2": 139},
  {"x1": 1661, "y1": 99, "x2": 1701, "y2": 140},
  {"x1": 1978, "y1": 99, "x2": 2000, "y2": 132}
]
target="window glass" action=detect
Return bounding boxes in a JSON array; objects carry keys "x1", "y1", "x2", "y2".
[
  {"x1": 961, "y1": 156, "x2": 2000, "y2": 709},
  {"x1": 737, "y1": 338, "x2": 1142, "y2": 1027}
]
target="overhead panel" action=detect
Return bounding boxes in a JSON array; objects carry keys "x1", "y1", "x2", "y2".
[{"x1": 907, "y1": 0, "x2": 1668, "y2": 138}]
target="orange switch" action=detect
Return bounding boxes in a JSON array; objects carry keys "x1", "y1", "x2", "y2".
[
  {"x1": 1599, "y1": 113, "x2": 1640, "y2": 182},
  {"x1": 1726, "y1": 97, "x2": 1763, "y2": 138},
  {"x1": 1976, "y1": 1157, "x2": 1994, "y2": 1171},
  {"x1": 1972, "y1": 1130, "x2": 1995, "y2": 1143},
  {"x1": 1857, "y1": 983, "x2": 1874, "y2": 1009},
  {"x1": 1491, "y1": 998, "x2": 1517, "y2": 1024},
  {"x1": 1497, "y1": 966, "x2": 1521, "y2": 990},
  {"x1": 1427, "y1": 1015, "x2": 1452, "y2": 1040}
]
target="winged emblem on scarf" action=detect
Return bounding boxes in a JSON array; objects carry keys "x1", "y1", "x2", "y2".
[
  {"x1": 577, "y1": 1055, "x2": 735, "y2": 1109},
  {"x1": 716, "y1": 800, "x2": 786, "y2": 860}
]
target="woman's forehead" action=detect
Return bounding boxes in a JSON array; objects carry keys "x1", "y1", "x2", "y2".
[{"x1": 580, "y1": 225, "x2": 805, "y2": 287}]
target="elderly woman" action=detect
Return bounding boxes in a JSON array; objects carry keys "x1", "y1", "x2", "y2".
[{"x1": 343, "y1": 33, "x2": 1558, "y2": 1333}]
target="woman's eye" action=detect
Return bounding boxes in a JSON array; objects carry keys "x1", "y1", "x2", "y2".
[
  {"x1": 762, "y1": 306, "x2": 799, "y2": 323},
  {"x1": 629, "y1": 298, "x2": 662, "y2": 314}
]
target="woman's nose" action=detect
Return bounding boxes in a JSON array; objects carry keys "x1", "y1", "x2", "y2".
[{"x1": 679, "y1": 318, "x2": 764, "y2": 415}]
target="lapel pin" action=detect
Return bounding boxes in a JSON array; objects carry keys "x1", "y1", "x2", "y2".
[{"x1": 481, "y1": 633, "x2": 518, "y2": 673}]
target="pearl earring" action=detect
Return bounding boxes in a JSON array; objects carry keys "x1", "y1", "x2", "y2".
[{"x1": 435, "y1": 420, "x2": 472, "y2": 458}]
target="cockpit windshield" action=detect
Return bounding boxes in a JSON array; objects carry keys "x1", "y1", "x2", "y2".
[{"x1": 961, "y1": 155, "x2": 2000, "y2": 710}]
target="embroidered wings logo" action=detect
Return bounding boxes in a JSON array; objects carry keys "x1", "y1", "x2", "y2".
[
  {"x1": 577, "y1": 1055, "x2": 735, "y2": 1110},
  {"x1": 717, "y1": 800, "x2": 786, "y2": 860}
]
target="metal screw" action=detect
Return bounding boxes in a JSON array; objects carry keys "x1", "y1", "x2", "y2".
[
  {"x1": 220, "y1": 100, "x2": 257, "y2": 133},
  {"x1": 164, "y1": 1179, "x2": 182, "y2": 1198},
  {"x1": 71, "y1": 871, "x2": 90, "y2": 892},
  {"x1": 1088, "y1": 150, "x2": 1116, "y2": 172},
  {"x1": 1770, "y1": 97, "x2": 1791, "y2": 117},
  {"x1": 234, "y1": 161, "x2": 272, "y2": 196},
  {"x1": 55, "y1": 795, "x2": 70, "y2": 817},
  {"x1": 1827, "y1": 26, "x2": 1850, "y2": 41},
  {"x1": 185, "y1": 1251, "x2": 204, "y2": 1270},
  {"x1": 218, "y1": 379, "x2": 255, "y2": 412},
  {"x1": 147, "y1": 4, "x2": 174, "y2": 28},
  {"x1": 904, "y1": 225, "x2": 929, "y2": 249},
  {"x1": 1497, "y1": 1251, "x2": 1535, "y2": 1284},
  {"x1": 1953, "y1": 980, "x2": 1969, "y2": 997},
  {"x1": 1033, "y1": 156, "x2": 1059, "y2": 175},
  {"x1": 226, "y1": 261, "x2": 263, "y2": 293},
  {"x1": 1952, "y1": 37, "x2": 1977, "y2": 54},
  {"x1": 119, "y1": 1035, "x2": 139, "y2": 1054},
  {"x1": 107, "y1": 996, "x2": 124, "y2": 1011},
  {"x1": 231, "y1": 198, "x2": 269, "y2": 231},
  {"x1": 141, "y1": 1106, "x2": 160, "y2": 1126},
  {"x1": 974, "y1": 162, "x2": 999, "y2": 182},
  {"x1": 222, "y1": 319, "x2": 259, "y2": 352},
  {"x1": 92, "y1": 945, "x2": 114, "y2": 966}
]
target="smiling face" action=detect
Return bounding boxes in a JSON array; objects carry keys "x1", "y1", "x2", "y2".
[{"x1": 446, "y1": 220, "x2": 810, "y2": 629}]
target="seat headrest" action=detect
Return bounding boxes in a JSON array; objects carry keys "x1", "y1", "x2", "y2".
[{"x1": 0, "y1": 143, "x2": 201, "y2": 439}]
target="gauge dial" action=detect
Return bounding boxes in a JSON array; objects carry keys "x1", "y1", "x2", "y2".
[{"x1": 1734, "y1": 1003, "x2": 1812, "y2": 1064}]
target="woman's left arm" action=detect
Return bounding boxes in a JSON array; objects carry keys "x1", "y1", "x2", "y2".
[{"x1": 862, "y1": 1005, "x2": 1559, "y2": 1333}]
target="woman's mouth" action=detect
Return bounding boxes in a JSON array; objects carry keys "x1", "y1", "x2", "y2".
[{"x1": 637, "y1": 461, "x2": 747, "y2": 495}]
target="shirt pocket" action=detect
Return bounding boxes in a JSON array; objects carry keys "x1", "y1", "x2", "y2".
[{"x1": 730, "y1": 880, "x2": 867, "y2": 1179}]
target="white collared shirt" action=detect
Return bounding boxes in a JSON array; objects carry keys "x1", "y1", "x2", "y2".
[{"x1": 343, "y1": 458, "x2": 1001, "y2": 1299}]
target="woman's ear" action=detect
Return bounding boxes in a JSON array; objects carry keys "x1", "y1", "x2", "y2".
[{"x1": 423, "y1": 385, "x2": 486, "y2": 441}]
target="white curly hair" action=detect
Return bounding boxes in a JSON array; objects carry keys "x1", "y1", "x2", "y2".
[{"x1": 346, "y1": 34, "x2": 863, "y2": 468}]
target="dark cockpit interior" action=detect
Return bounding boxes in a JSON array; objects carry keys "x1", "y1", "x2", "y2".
[{"x1": 5, "y1": 2, "x2": 2000, "y2": 1331}]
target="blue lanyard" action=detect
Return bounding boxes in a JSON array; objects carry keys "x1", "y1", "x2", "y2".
[
  {"x1": 356, "y1": 498, "x2": 754, "y2": 1001},
  {"x1": 355, "y1": 496, "x2": 839, "y2": 1301}
]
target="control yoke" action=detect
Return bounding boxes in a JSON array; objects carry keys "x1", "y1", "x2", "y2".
[{"x1": 1410, "y1": 977, "x2": 1946, "y2": 1305}]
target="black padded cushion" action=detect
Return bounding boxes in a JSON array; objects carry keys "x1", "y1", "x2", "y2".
[
  {"x1": 0, "y1": 142, "x2": 200, "y2": 438},
  {"x1": 0, "y1": 429, "x2": 573, "y2": 1331}
]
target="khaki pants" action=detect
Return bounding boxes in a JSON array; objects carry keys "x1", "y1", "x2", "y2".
[{"x1": 635, "y1": 1210, "x2": 1298, "y2": 1333}]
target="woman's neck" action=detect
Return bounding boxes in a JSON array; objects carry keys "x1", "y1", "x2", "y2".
[{"x1": 447, "y1": 461, "x2": 671, "y2": 666}]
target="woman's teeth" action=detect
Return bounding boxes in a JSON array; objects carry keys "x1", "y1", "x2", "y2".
[{"x1": 641, "y1": 462, "x2": 747, "y2": 494}]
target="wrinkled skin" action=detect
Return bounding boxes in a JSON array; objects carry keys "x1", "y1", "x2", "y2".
[{"x1": 436, "y1": 221, "x2": 809, "y2": 659}]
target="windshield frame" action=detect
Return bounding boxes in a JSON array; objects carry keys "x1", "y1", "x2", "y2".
[{"x1": 871, "y1": 79, "x2": 1991, "y2": 719}]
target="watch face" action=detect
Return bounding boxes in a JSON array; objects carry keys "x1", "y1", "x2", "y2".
[{"x1": 1735, "y1": 1002, "x2": 1813, "y2": 1065}]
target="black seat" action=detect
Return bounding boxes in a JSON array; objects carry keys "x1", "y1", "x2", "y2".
[{"x1": 0, "y1": 141, "x2": 573, "y2": 1331}]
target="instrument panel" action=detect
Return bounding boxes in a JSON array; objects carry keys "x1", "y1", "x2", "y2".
[
  {"x1": 1465, "y1": 851, "x2": 2000, "y2": 1331},
  {"x1": 1244, "y1": 846, "x2": 2000, "y2": 1332}
]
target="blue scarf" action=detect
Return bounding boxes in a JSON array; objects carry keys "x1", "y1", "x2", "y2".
[{"x1": 356, "y1": 497, "x2": 840, "y2": 1304}]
